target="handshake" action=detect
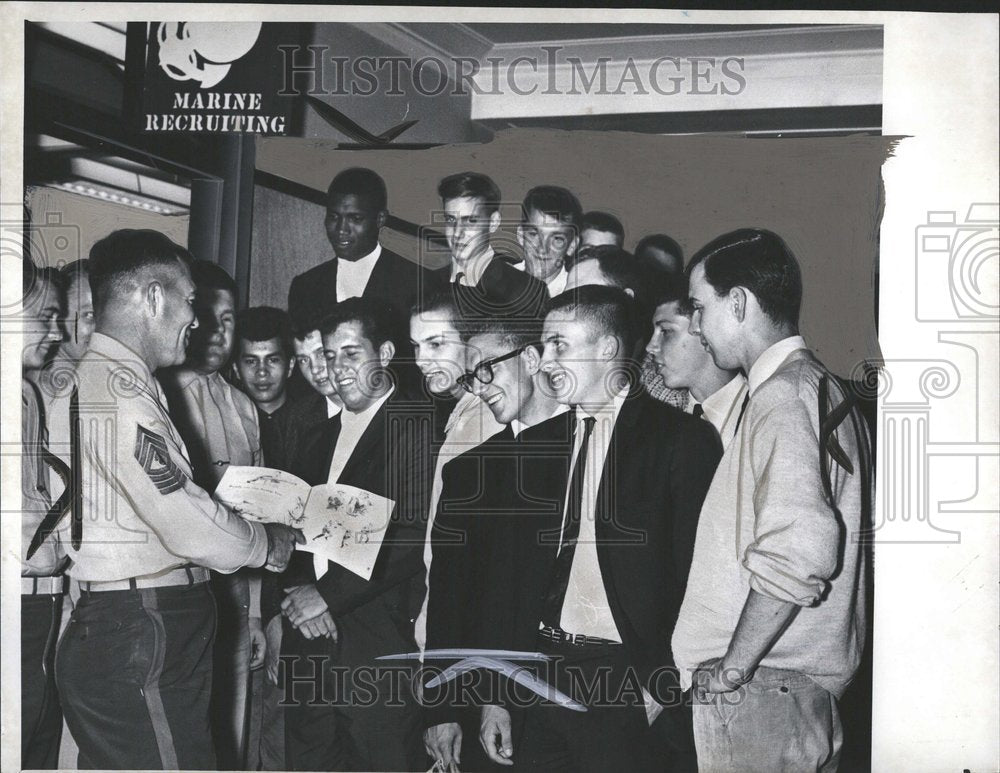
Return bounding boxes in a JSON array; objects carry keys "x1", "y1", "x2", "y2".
[{"x1": 261, "y1": 523, "x2": 306, "y2": 572}]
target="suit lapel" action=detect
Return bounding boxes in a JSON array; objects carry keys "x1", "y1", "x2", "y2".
[{"x1": 337, "y1": 396, "x2": 390, "y2": 493}]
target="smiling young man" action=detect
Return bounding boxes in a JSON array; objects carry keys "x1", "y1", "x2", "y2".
[
  {"x1": 287, "y1": 167, "x2": 430, "y2": 334},
  {"x1": 432, "y1": 171, "x2": 547, "y2": 321},
  {"x1": 475, "y1": 285, "x2": 720, "y2": 773},
  {"x1": 422, "y1": 315, "x2": 571, "y2": 771},
  {"x1": 515, "y1": 185, "x2": 582, "y2": 297},
  {"x1": 645, "y1": 276, "x2": 747, "y2": 450},
  {"x1": 280, "y1": 297, "x2": 432, "y2": 772},
  {"x1": 672, "y1": 229, "x2": 872, "y2": 773}
]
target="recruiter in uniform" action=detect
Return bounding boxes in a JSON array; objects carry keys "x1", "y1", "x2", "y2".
[{"x1": 47, "y1": 230, "x2": 301, "y2": 770}]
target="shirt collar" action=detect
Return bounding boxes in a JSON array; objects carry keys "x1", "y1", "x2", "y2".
[
  {"x1": 341, "y1": 386, "x2": 393, "y2": 427},
  {"x1": 450, "y1": 246, "x2": 495, "y2": 286},
  {"x1": 511, "y1": 403, "x2": 569, "y2": 438},
  {"x1": 87, "y1": 332, "x2": 154, "y2": 384},
  {"x1": 747, "y1": 335, "x2": 807, "y2": 394},
  {"x1": 545, "y1": 266, "x2": 568, "y2": 296},
  {"x1": 338, "y1": 242, "x2": 381, "y2": 271},
  {"x1": 700, "y1": 374, "x2": 748, "y2": 430},
  {"x1": 326, "y1": 396, "x2": 343, "y2": 418},
  {"x1": 578, "y1": 384, "x2": 630, "y2": 423}
]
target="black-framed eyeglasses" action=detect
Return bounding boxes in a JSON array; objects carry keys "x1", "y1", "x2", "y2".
[{"x1": 458, "y1": 345, "x2": 530, "y2": 392}]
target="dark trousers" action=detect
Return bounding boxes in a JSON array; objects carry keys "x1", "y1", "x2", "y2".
[
  {"x1": 510, "y1": 643, "x2": 656, "y2": 773},
  {"x1": 56, "y1": 582, "x2": 217, "y2": 770},
  {"x1": 21, "y1": 593, "x2": 64, "y2": 769},
  {"x1": 281, "y1": 614, "x2": 423, "y2": 771}
]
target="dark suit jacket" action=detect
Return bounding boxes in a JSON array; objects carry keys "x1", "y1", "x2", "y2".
[
  {"x1": 485, "y1": 392, "x2": 722, "y2": 746},
  {"x1": 287, "y1": 246, "x2": 432, "y2": 331},
  {"x1": 285, "y1": 389, "x2": 433, "y2": 658},
  {"x1": 429, "y1": 253, "x2": 549, "y2": 322}
]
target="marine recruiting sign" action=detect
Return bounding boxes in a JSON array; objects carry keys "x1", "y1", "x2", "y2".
[{"x1": 135, "y1": 22, "x2": 303, "y2": 134}]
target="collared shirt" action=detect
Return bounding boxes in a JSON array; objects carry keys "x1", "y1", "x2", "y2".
[
  {"x1": 557, "y1": 387, "x2": 630, "y2": 642},
  {"x1": 415, "y1": 391, "x2": 505, "y2": 650},
  {"x1": 326, "y1": 396, "x2": 343, "y2": 419},
  {"x1": 336, "y1": 243, "x2": 382, "y2": 302},
  {"x1": 672, "y1": 341, "x2": 870, "y2": 698},
  {"x1": 49, "y1": 333, "x2": 267, "y2": 581},
  {"x1": 162, "y1": 368, "x2": 261, "y2": 491},
  {"x1": 748, "y1": 335, "x2": 807, "y2": 394},
  {"x1": 318, "y1": 387, "x2": 394, "y2": 579},
  {"x1": 688, "y1": 375, "x2": 749, "y2": 451},
  {"x1": 449, "y1": 247, "x2": 495, "y2": 287},
  {"x1": 510, "y1": 403, "x2": 568, "y2": 439},
  {"x1": 22, "y1": 378, "x2": 64, "y2": 577},
  {"x1": 510, "y1": 261, "x2": 568, "y2": 298}
]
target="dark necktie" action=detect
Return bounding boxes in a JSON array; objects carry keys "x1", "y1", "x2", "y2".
[
  {"x1": 692, "y1": 403, "x2": 704, "y2": 419},
  {"x1": 454, "y1": 271, "x2": 465, "y2": 286},
  {"x1": 27, "y1": 386, "x2": 80, "y2": 559},
  {"x1": 733, "y1": 391, "x2": 751, "y2": 436},
  {"x1": 541, "y1": 415, "x2": 596, "y2": 628}
]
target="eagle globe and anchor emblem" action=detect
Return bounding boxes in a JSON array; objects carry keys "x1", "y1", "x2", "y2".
[{"x1": 156, "y1": 22, "x2": 263, "y2": 88}]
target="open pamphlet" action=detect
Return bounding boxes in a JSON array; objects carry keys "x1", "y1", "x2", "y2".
[{"x1": 215, "y1": 466, "x2": 394, "y2": 580}]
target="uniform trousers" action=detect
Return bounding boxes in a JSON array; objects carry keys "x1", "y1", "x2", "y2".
[
  {"x1": 21, "y1": 593, "x2": 64, "y2": 769},
  {"x1": 56, "y1": 582, "x2": 217, "y2": 770}
]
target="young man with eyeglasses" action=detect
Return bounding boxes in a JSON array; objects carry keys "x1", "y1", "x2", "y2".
[
  {"x1": 423, "y1": 315, "x2": 571, "y2": 772},
  {"x1": 474, "y1": 285, "x2": 721, "y2": 773}
]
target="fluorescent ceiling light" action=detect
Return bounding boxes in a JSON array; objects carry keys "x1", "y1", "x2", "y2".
[{"x1": 52, "y1": 181, "x2": 186, "y2": 216}]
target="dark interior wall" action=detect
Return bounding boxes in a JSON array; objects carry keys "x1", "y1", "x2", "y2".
[{"x1": 252, "y1": 131, "x2": 889, "y2": 376}]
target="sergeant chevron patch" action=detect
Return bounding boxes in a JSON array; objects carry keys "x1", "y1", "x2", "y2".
[{"x1": 134, "y1": 424, "x2": 186, "y2": 495}]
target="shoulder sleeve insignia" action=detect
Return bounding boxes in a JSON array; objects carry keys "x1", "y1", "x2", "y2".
[{"x1": 134, "y1": 424, "x2": 187, "y2": 495}]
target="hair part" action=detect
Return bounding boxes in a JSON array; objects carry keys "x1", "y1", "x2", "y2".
[
  {"x1": 688, "y1": 228, "x2": 802, "y2": 328},
  {"x1": 437, "y1": 172, "x2": 501, "y2": 215}
]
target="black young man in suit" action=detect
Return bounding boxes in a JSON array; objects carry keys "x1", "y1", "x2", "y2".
[
  {"x1": 279, "y1": 298, "x2": 433, "y2": 772},
  {"x1": 287, "y1": 167, "x2": 432, "y2": 335},
  {"x1": 478, "y1": 286, "x2": 722, "y2": 773}
]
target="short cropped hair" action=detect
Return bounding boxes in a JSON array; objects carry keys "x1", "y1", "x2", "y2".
[
  {"x1": 88, "y1": 229, "x2": 192, "y2": 316},
  {"x1": 522, "y1": 186, "x2": 582, "y2": 229},
  {"x1": 318, "y1": 296, "x2": 396, "y2": 350},
  {"x1": 581, "y1": 211, "x2": 624, "y2": 244},
  {"x1": 547, "y1": 284, "x2": 638, "y2": 356},
  {"x1": 59, "y1": 259, "x2": 90, "y2": 287},
  {"x1": 327, "y1": 167, "x2": 388, "y2": 212},
  {"x1": 438, "y1": 172, "x2": 501, "y2": 215},
  {"x1": 189, "y1": 260, "x2": 237, "y2": 299},
  {"x1": 688, "y1": 228, "x2": 802, "y2": 328},
  {"x1": 237, "y1": 306, "x2": 293, "y2": 359},
  {"x1": 409, "y1": 288, "x2": 461, "y2": 322},
  {"x1": 462, "y1": 315, "x2": 542, "y2": 352},
  {"x1": 574, "y1": 246, "x2": 640, "y2": 294},
  {"x1": 635, "y1": 234, "x2": 684, "y2": 271},
  {"x1": 651, "y1": 273, "x2": 693, "y2": 317}
]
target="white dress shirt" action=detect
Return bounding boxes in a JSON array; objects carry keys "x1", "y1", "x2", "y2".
[
  {"x1": 688, "y1": 375, "x2": 749, "y2": 451},
  {"x1": 510, "y1": 261, "x2": 568, "y2": 297},
  {"x1": 557, "y1": 388, "x2": 630, "y2": 642},
  {"x1": 326, "y1": 396, "x2": 342, "y2": 419},
  {"x1": 315, "y1": 387, "x2": 393, "y2": 578},
  {"x1": 748, "y1": 335, "x2": 808, "y2": 394},
  {"x1": 336, "y1": 243, "x2": 381, "y2": 302}
]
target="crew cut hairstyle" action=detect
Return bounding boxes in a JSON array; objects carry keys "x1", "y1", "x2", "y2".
[
  {"x1": 318, "y1": 296, "x2": 396, "y2": 351},
  {"x1": 635, "y1": 234, "x2": 684, "y2": 270},
  {"x1": 581, "y1": 211, "x2": 625, "y2": 243},
  {"x1": 327, "y1": 167, "x2": 388, "y2": 212},
  {"x1": 651, "y1": 273, "x2": 694, "y2": 317},
  {"x1": 462, "y1": 315, "x2": 542, "y2": 352},
  {"x1": 437, "y1": 171, "x2": 501, "y2": 215},
  {"x1": 236, "y1": 306, "x2": 294, "y2": 359},
  {"x1": 88, "y1": 229, "x2": 193, "y2": 316},
  {"x1": 547, "y1": 284, "x2": 639, "y2": 357},
  {"x1": 688, "y1": 227, "x2": 803, "y2": 328},
  {"x1": 190, "y1": 260, "x2": 238, "y2": 298},
  {"x1": 521, "y1": 185, "x2": 583, "y2": 229}
]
